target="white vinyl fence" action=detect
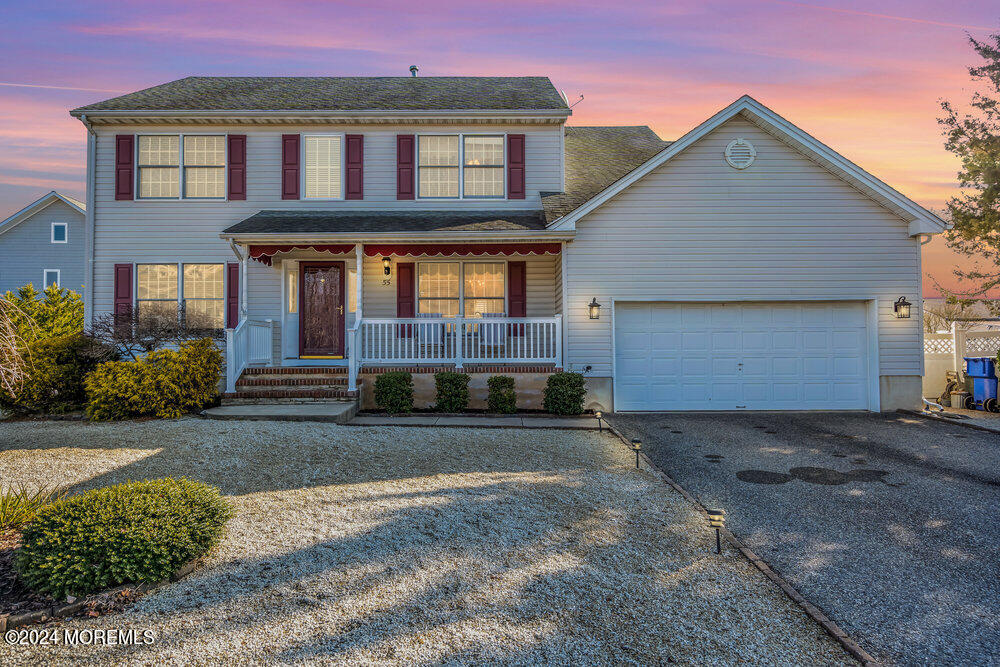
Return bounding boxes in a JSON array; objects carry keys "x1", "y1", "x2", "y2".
[{"x1": 923, "y1": 325, "x2": 1000, "y2": 398}]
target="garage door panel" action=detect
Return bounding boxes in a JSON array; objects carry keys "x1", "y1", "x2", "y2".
[{"x1": 614, "y1": 301, "x2": 870, "y2": 411}]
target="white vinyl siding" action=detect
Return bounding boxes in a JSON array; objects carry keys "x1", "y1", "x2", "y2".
[
  {"x1": 303, "y1": 135, "x2": 343, "y2": 199},
  {"x1": 563, "y1": 116, "x2": 922, "y2": 389},
  {"x1": 89, "y1": 122, "x2": 561, "y2": 322}
]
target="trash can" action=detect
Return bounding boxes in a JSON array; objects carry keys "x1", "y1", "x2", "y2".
[{"x1": 963, "y1": 357, "x2": 998, "y2": 412}]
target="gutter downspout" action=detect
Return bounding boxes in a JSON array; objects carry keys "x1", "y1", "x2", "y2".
[{"x1": 80, "y1": 114, "x2": 97, "y2": 329}]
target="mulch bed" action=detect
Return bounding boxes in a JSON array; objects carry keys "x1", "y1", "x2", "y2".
[{"x1": 0, "y1": 529, "x2": 55, "y2": 616}]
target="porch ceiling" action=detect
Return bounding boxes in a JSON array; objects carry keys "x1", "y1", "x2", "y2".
[{"x1": 224, "y1": 210, "x2": 548, "y2": 236}]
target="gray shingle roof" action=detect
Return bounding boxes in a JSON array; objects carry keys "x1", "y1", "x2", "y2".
[
  {"x1": 542, "y1": 126, "x2": 668, "y2": 222},
  {"x1": 72, "y1": 77, "x2": 568, "y2": 113},
  {"x1": 223, "y1": 210, "x2": 547, "y2": 236}
]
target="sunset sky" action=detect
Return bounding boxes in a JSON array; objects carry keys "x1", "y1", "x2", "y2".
[{"x1": 2, "y1": 0, "x2": 996, "y2": 296}]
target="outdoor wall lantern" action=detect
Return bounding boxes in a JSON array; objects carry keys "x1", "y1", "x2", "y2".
[
  {"x1": 588, "y1": 298, "x2": 602, "y2": 320},
  {"x1": 382, "y1": 257, "x2": 392, "y2": 276},
  {"x1": 630, "y1": 438, "x2": 642, "y2": 469},
  {"x1": 894, "y1": 296, "x2": 912, "y2": 319},
  {"x1": 706, "y1": 509, "x2": 726, "y2": 554}
]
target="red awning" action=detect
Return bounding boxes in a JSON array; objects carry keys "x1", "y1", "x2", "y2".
[
  {"x1": 248, "y1": 244, "x2": 356, "y2": 265},
  {"x1": 362, "y1": 243, "x2": 561, "y2": 257}
]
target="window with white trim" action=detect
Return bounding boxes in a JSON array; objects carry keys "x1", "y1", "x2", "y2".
[
  {"x1": 182, "y1": 264, "x2": 224, "y2": 329},
  {"x1": 51, "y1": 222, "x2": 67, "y2": 244},
  {"x1": 303, "y1": 135, "x2": 343, "y2": 199},
  {"x1": 137, "y1": 135, "x2": 225, "y2": 199},
  {"x1": 136, "y1": 263, "x2": 178, "y2": 325},
  {"x1": 418, "y1": 135, "x2": 505, "y2": 199},
  {"x1": 417, "y1": 262, "x2": 505, "y2": 318},
  {"x1": 43, "y1": 269, "x2": 60, "y2": 288}
]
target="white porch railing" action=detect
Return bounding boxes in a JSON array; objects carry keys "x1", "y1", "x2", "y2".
[
  {"x1": 225, "y1": 318, "x2": 273, "y2": 393},
  {"x1": 357, "y1": 316, "x2": 562, "y2": 368}
]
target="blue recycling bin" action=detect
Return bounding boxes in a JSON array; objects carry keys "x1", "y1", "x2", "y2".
[{"x1": 963, "y1": 357, "x2": 998, "y2": 412}]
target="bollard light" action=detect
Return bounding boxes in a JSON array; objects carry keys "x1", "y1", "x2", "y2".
[
  {"x1": 707, "y1": 509, "x2": 726, "y2": 554},
  {"x1": 631, "y1": 438, "x2": 642, "y2": 469},
  {"x1": 595, "y1": 410, "x2": 603, "y2": 433}
]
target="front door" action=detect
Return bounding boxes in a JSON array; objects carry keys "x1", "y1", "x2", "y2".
[{"x1": 299, "y1": 262, "x2": 345, "y2": 357}]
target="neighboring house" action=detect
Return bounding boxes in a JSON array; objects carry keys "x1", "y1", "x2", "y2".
[
  {"x1": 0, "y1": 191, "x2": 86, "y2": 295},
  {"x1": 70, "y1": 76, "x2": 947, "y2": 412}
]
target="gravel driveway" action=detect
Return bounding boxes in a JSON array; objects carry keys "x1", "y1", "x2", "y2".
[
  {"x1": 0, "y1": 419, "x2": 848, "y2": 665},
  {"x1": 609, "y1": 412, "x2": 1000, "y2": 665}
]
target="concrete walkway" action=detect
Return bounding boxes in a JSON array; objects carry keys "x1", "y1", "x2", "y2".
[
  {"x1": 349, "y1": 414, "x2": 599, "y2": 429},
  {"x1": 202, "y1": 402, "x2": 357, "y2": 423}
]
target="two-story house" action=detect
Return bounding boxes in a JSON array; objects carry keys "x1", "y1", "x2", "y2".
[
  {"x1": 0, "y1": 191, "x2": 86, "y2": 295},
  {"x1": 71, "y1": 75, "x2": 946, "y2": 412}
]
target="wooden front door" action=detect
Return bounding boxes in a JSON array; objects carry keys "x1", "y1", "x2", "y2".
[{"x1": 299, "y1": 262, "x2": 346, "y2": 357}]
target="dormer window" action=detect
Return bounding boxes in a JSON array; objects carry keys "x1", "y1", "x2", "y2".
[
  {"x1": 137, "y1": 135, "x2": 225, "y2": 199},
  {"x1": 418, "y1": 134, "x2": 505, "y2": 199}
]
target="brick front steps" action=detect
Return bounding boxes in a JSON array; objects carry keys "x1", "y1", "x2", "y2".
[{"x1": 223, "y1": 367, "x2": 359, "y2": 406}]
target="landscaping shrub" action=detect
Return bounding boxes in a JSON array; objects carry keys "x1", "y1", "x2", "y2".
[
  {"x1": 4, "y1": 283, "x2": 83, "y2": 343},
  {"x1": 0, "y1": 334, "x2": 116, "y2": 414},
  {"x1": 0, "y1": 483, "x2": 67, "y2": 531},
  {"x1": 543, "y1": 372, "x2": 586, "y2": 415},
  {"x1": 373, "y1": 371, "x2": 414, "y2": 413},
  {"x1": 434, "y1": 371, "x2": 470, "y2": 412},
  {"x1": 85, "y1": 338, "x2": 221, "y2": 421},
  {"x1": 487, "y1": 375, "x2": 517, "y2": 414},
  {"x1": 16, "y1": 478, "x2": 231, "y2": 599}
]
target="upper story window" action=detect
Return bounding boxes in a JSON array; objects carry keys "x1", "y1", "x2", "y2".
[
  {"x1": 303, "y1": 135, "x2": 343, "y2": 199},
  {"x1": 418, "y1": 135, "x2": 505, "y2": 199},
  {"x1": 51, "y1": 222, "x2": 68, "y2": 243},
  {"x1": 137, "y1": 135, "x2": 225, "y2": 199}
]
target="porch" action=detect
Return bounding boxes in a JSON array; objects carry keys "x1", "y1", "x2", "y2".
[{"x1": 224, "y1": 240, "x2": 565, "y2": 394}]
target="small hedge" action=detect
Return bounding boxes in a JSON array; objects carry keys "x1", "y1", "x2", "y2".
[
  {"x1": 434, "y1": 371, "x2": 470, "y2": 412},
  {"x1": 0, "y1": 334, "x2": 115, "y2": 414},
  {"x1": 487, "y1": 375, "x2": 517, "y2": 414},
  {"x1": 16, "y1": 478, "x2": 231, "y2": 599},
  {"x1": 543, "y1": 372, "x2": 586, "y2": 415},
  {"x1": 374, "y1": 371, "x2": 414, "y2": 413},
  {"x1": 85, "y1": 338, "x2": 221, "y2": 421}
]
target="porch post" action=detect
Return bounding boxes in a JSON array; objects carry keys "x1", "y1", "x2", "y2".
[
  {"x1": 355, "y1": 243, "x2": 363, "y2": 320},
  {"x1": 240, "y1": 243, "x2": 248, "y2": 320},
  {"x1": 348, "y1": 243, "x2": 363, "y2": 393}
]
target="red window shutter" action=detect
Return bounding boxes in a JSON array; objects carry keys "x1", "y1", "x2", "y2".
[
  {"x1": 508, "y1": 261, "x2": 527, "y2": 317},
  {"x1": 226, "y1": 262, "x2": 239, "y2": 328},
  {"x1": 113, "y1": 264, "x2": 133, "y2": 330},
  {"x1": 346, "y1": 134, "x2": 364, "y2": 200},
  {"x1": 281, "y1": 134, "x2": 300, "y2": 200},
  {"x1": 396, "y1": 262, "x2": 415, "y2": 337},
  {"x1": 396, "y1": 135, "x2": 415, "y2": 200},
  {"x1": 227, "y1": 135, "x2": 247, "y2": 200},
  {"x1": 507, "y1": 134, "x2": 525, "y2": 199},
  {"x1": 114, "y1": 135, "x2": 134, "y2": 200}
]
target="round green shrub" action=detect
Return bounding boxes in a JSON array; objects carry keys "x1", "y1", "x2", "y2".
[
  {"x1": 434, "y1": 371, "x2": 470, "y2": 412},
  {"x1": 373, "y1": 371, "x2": 414, "y2": 413},
  {"x1": 543, "y1": 372, "x2": 586, "y2": 415},
  {"x1": 16, "y1": 478, "x2": 231, "y2": 599},
  {"x1": 487, "y1": 375, "x2": 517, "y2": 413}
]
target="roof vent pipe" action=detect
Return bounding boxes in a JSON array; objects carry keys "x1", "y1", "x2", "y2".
[{"x1": 409, "y1": 65, "x2": 419, "y2": 77}]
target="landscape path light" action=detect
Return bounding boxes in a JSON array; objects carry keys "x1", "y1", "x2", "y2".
[{"x1": 707, "y1": 509, "x2": 726, "y2": 554}]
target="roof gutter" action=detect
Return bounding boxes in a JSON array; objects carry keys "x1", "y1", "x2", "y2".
[
  {"x1": 69, "y1": 108, "x2": 571, "y2": 120},
  {"x1": 219, "y1": 230, "x2": 576, "y2": 243}
]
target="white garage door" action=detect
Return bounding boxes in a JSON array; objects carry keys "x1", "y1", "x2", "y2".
[{"x1": 614, "y1": 301, "x2": 870, "y2": 411}]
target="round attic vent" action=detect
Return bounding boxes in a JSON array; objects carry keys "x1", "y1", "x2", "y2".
[{"x1": 725, "y1": 138, "x2": 756, "y2": 169}]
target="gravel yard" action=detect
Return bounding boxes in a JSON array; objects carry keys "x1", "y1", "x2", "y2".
[
  {"x1": 0, "y1": 419, "x2": 849, "y2": 665},
  {"x1": 610, "y1": 412, "x2": 1000, "y2": 665}
]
